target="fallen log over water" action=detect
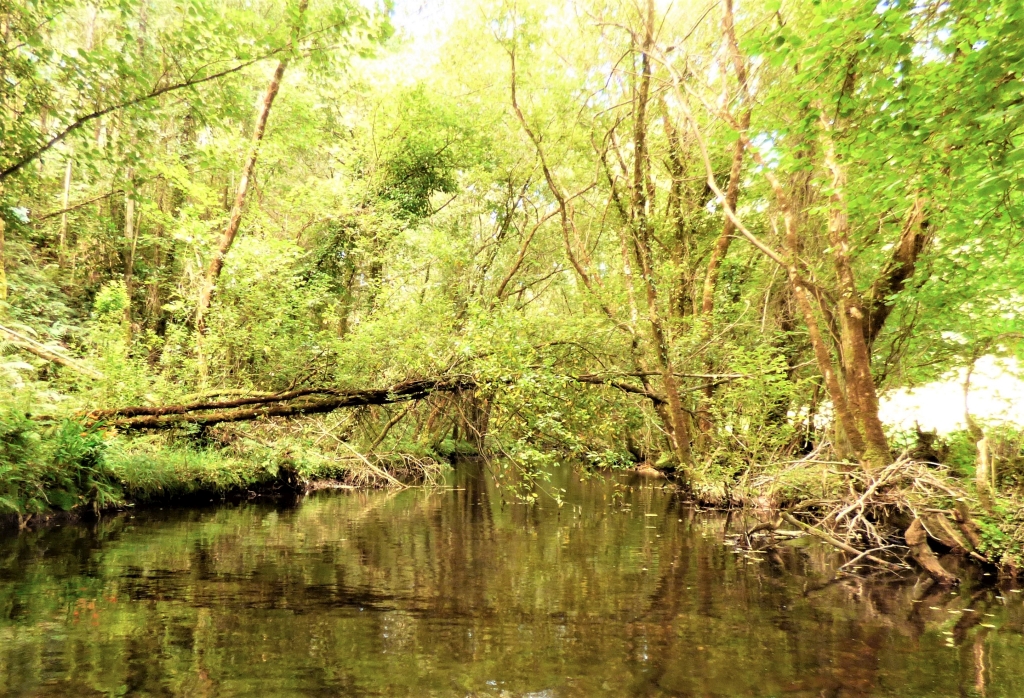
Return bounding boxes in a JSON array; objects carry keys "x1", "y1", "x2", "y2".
[
  {"x1": 90, "y1": 371, "x2": 675, "y2": 430},
  {"x1": 92, "y1": 377, "x2": 478, "y2": 430}
]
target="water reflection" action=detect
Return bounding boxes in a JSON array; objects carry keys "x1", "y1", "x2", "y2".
[{"x1": 0, "y1": 463, "x2": 1022, "y2": 696}]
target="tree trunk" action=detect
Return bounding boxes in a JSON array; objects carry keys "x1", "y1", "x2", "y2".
[
  {"x1": 864, "y1": 197, "x2": 929, "y2": 346},
  {"x1": 965, "y1": 363, "x2": 995, "y2": 512},
  {"x1": 701, "y1": 0, "x2": 751, "y2": 318},
  {"x1": 661, "y1": 111, "x2": 692, "y2": 319},
  {"x1": 819, "y1": 126, "x2": 889, "y2": 465},
  {"x1": 700, "y1": 136, "x2": 745, "y2": 317},
  {"x1": 59, "y1": 158, "x2": 72, "y2": 265},
  {"x1": 195, "y1": 0, "x2": 308, "y2": 332},
  {"x1": 123, "y1": 179, "x2": 139, "y2": 329},
  {"x1": 195, "y1": 59, "x2": 287, "y2": 330},
  {"x1": 692, "y1": 0, "x2": 752, "y2": 438},
  {"x1": 776, "y1": 202, "x2": 869, "y2": 459},
  {"x1": 632, "y1": 0, "x2": 692, "y2": 470},
  {"x1": 109, "y1": 379, "x2": 470, "y2": 430}
]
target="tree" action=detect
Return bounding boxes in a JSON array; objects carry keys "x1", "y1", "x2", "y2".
[{"x1": 195, "y1": 0, "x2": 310, "y2": 333}]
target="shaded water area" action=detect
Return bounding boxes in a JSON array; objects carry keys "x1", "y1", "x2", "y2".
[{"x1": 2, "y1": 464, "x2": 1024, "y2": 697}]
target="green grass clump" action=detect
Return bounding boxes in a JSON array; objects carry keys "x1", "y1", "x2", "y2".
[
  {"x1": 0, "y1": 399, "x2": 362, "y2": 516},
  {"x1": 105, "y1": 438, "x2": 275, "y2": 500}
]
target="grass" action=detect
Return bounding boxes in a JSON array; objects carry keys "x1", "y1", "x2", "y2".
[
  {"x1": 106, "y1": 436, "x2": 283, "y2": 500},
  {"x1": 0, "y1": 403, "x2": 441, "y2": 519}
]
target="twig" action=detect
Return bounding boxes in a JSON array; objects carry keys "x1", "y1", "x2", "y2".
[
  {"x1": 337, "y1": 441, "x2": 408, "y2": 490},
  {"x1": 839, "y1": 545, "x2": 903, "y2": 570}
]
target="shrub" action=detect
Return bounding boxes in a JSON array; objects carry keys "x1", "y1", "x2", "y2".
[{"x1": 0, "y1": 406, "x2": 121, "y2": 515}]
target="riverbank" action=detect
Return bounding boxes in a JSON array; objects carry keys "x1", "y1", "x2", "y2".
[
  {"x1": 0, "y1": 411, "x2": 451, "y2": 530},
  {"x1": 2, "y1": 402, "x2": 1022, "y2": 582},
  {"x1": 681, "y1": 436, "x2": 1024, "y2": 584}
]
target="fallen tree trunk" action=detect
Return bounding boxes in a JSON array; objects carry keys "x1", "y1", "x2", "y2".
[
  {"x1": 103, "y1": 378, "x2": 476, "y2": 430},
  {"x1": 95, "y1": 370, "x2": 680, "y2": 431},
  {"x1": 93, "y1": 365, "x2": 693, "y2": 432},
  {"x1": 0, "y1": 323, "x2": 105, "y2": 380},
  {"x1": 87, "y1": 386, "x2": 345, "y2": 420}
]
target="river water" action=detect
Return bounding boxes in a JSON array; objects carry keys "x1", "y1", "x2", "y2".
[{"x1": 1, "y1": 464, "x2": 1023, "y2": 697}]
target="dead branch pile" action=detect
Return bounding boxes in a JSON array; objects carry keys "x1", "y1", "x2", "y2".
[{"x1": 745, "y1": 455, "x2": 992, "y2": 585}]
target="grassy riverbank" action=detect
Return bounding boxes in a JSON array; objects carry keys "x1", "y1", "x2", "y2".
[
  {"x1": 0, "y1": 405, "x2": 456, "y2": 527},
  {"x1": 4, "y1": 396, "x2": 1024, "y2": 583}
]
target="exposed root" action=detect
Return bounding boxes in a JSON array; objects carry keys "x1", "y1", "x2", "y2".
[{"x1": 906, "y1": 517, "x2": 959, "y2": 585}]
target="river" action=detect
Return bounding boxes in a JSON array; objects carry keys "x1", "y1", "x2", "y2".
[{"x1": 1, "y1": 463, "x2": 1022, "y2": 696}]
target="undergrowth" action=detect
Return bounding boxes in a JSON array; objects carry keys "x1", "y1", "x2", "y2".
[
  {"x1": 0, "y1": 407, "x2": 119, "y2": 516},
  {"x1": 0, "y1": 401, "x2": 451, "y2": 519}
]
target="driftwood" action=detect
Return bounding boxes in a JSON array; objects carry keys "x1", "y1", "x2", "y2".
[{"x1": 906, "y1": 517, "x2": 960, "y2": 585}]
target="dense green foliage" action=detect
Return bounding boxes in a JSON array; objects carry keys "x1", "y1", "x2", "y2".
[{"x1": 0, "y1": 0, "x2": 1022, "y2": 573}]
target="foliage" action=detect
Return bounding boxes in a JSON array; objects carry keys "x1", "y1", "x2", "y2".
[
  {"x1": 0, "y1": 404, "x2": 119, "y2": 515},
  {"x1": 0, "y1": 0, "x2": 1021, "y2": 585}
]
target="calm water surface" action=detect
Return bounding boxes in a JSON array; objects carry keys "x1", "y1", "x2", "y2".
[{"x1": 1, "y1": 464, "x2": 1023, "y2": 697}]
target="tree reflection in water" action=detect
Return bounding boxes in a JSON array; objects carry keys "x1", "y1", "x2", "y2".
[{"x1": 0, "y1": 463, "x2": 1022, "y2": 697}]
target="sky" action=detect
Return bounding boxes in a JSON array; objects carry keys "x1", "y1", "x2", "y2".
[
  {"x1": 390, "y1": 0, "x2": 456, "y2": 42},
  {"x1": 362, "y1": 0, "x2": 457, "y2": 82}
]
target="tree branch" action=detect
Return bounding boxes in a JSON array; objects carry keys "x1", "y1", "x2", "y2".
[
  {"x1": 1, "y1": 52, "x2": 281, "y2": 183},
  {"x1": 0, "y1": 324, "x2": 104, "y2": 380}
]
